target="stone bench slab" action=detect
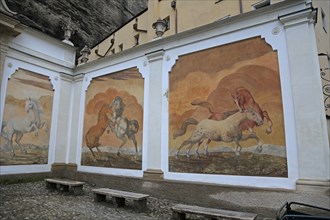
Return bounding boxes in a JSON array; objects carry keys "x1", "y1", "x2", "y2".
[
  {"x1": 45, "y1": 178, "x2": 85, "y2": 195},
  {"x1": 92, "y1": 188, "x2": 149, "y2": 200},
  {"x1": 92, "y1": 188, "x2": 149, "y2": 212},
  {"x1": 172, "y1": 204, "x2": 257, "y2": 220},
  {"x1": 45, "y1": 178, "x2": 85, "y2": 186}
]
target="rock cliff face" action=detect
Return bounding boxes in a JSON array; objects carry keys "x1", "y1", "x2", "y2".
[{"x1": 6, "y1": 0, "x2": 148, "y2": 49}]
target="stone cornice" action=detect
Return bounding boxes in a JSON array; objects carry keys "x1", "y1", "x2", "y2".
[
  {"x1": 145, "y1": 49, "x2": 164, "y2": 63},
  {"x1": 60, "y1": 72, "x2": 85, "y2": 82},
  {"x1": 279, "y1": 8, "x2": 317, "y2": 28}
]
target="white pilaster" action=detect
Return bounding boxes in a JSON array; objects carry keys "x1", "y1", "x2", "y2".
[
  {"x1": 279, "y1": 8, "x2": 330, "y2": 190},
  {"x1": 68, "y1": 74, "x2": 84, "y2": 164},
  {"x1": 143, "y1": 49, "x2": 165, "y2": 179},
  {"x1": 53, "y1": 73, "x2": 74, "y2": 163}
]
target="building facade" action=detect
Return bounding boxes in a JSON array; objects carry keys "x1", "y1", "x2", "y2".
[{"x1": 0, "y1": 0, "x2": 329, "y2": 203}]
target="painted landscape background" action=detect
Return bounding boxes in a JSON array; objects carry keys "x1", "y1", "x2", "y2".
[
  {"x1": 0, "y1": 69, "x2": 53, "y2": 165},
  {"x1": 81, "y1": 67, "x2": 144, "y2": 170},
  {"x1": 169, "y1": 37, "x2": 287, "y2": 177}
]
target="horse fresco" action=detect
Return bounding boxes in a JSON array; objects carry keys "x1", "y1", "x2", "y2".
[
  {"x1": 85, "y1": 97, "x2": 122, "y2": 158},
  {"x1": 178, "y1": 87, "x2": 272, "y2": 154},
  {"x1": 175, "y1": 109, "x2": 263, "y2": 158},
  {"x1": 1, "y1": 97, "x2": 48, "y2": 156},
  {"x1": 109, "y1": 96, "x2": 140, "y2": 160},
  {"x1": 231, "y1": 86, "x2": 273, "y2": 134}
]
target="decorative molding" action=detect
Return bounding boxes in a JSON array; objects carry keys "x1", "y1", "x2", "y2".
[
  {"x1": 60, "y1": 72, "x2": 74, "y2": 82},
  {"x1": 73, "y1": 73, "x2": 85, "y2": 82},
  {"x1": 279, "y1": 8, "x2": 317, "y2": 28},
  {"x1": 296, "y1": 179, "x2": 330, "y2": 194},
  {"x1": 143, "y1": 169, "x2": 164, "y2": 180},
  {"x1": 146, "y1": 49, "x2": 164, "y2": 63}
]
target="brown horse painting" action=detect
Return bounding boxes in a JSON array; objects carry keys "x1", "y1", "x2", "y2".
[
  {"x1": 231, "y1": 86, "x2": 273, "y2": 134},
  {"x1": 85, "y1": 97, "x2": 122, "y2": 158}
]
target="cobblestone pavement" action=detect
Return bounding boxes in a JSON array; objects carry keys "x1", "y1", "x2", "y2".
[{"x1": 0, "y1": 181, "x2": 182, "y2": 220}]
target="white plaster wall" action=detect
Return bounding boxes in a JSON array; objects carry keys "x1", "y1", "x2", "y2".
[
  {"x1": 72, "y1": 0, "x2": 329, "y2": 189},
  {"x1": 0, "y1": 57, "x2": 60, "y2": 174},
  {"x1": 280, "y1": 8, "x2": 330, "y2": 181},
  {"x1": 75, "y1": 56, "x2": 149, "y2": 178},
  {"x1": 0, "y1": 27, "x2": 75, "y2": 174}
]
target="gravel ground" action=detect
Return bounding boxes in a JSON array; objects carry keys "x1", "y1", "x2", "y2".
[{"x1": 0, "y1": 181, "x2": 181, "y2": 220}]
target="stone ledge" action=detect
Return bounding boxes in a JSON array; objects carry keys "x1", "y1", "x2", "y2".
[
  {"x1": 143, "y1": 169, "x2": 164, "y2": 180},
  {"x1": 296, "y1": 179, "x2": 330, "y2": 195}
]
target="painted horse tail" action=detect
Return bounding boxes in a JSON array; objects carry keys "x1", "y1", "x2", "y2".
[
  {"x1": 173, "y1": 118, "x2": 199, "y2": 139},
  {"x1": 128, "y1": 119, "x2": 139, "y2": 134},
  {"x1": 1, "y1": 121, "x2": 8, "y2": 140},
  {"x1": 262, "y1": 110, "x2": 273, "y2": 134}
]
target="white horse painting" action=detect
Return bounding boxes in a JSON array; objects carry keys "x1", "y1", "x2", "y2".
[
  {"x1": 176, "y1": 109, "x2": 263, "y2": 158},
  {"x1": 1, "y1": 97, "x2": 48, "y2": 156}
]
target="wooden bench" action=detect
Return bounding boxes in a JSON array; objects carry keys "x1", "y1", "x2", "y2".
[
  {"x1": 45, "y1": 178, "x2": 85, "y2": 195},
  {"x1": 172, "y1": 204, "x2": 258, "y2": 220},
  {"x1": 92, "y1": 188, "x2": 149, "y2": 212}
]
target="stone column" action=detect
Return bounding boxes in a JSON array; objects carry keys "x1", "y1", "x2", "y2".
[
  {"x1": 143, "y1": 49, "x2": 165, "y2": 180},
  {"x1": 280, "y1": 8, "x2": 330, "y2": 193}
]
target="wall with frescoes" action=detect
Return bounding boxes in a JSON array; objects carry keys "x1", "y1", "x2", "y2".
[
  {"x1": 0, "y1": 26, "x2": 75, "y2": 174},
  {"x1": 1, "y1": 1, "x2": 329, "y2": 191},
  {"x1": 168, "y1": 37, "x2": 287, "y2": 177},
  {"x1": 81, "y1": 67, "x2": 144, "y2": 170},
  {"x1": 1, "y1": 69, "x2": 53, "y2": 165}
]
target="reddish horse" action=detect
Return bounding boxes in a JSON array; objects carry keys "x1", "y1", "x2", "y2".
[
  {"x1": 231, "y1": 87, "x2": 273, "y2": 134},
  {"x1": 85, "y1": 96, "x2": 123, "y2": 158}
]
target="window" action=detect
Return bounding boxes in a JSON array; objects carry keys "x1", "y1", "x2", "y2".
[{"x1": 119, "y1": 44, "x2": 123, "y2": 51}]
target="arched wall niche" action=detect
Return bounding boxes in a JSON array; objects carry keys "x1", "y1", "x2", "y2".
[
  {"x1": 76, "y1": 56, "x2": 149, "y2": 177},
  {"x1": 0, "y1": 61, "x2": 60, "y2": 174},
  {"x1": 161, "y1": 20, "x2": 298, "y2": 189}
]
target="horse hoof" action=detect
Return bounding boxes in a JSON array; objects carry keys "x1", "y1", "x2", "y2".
[{"x1": 256, "y1": 145, "x2": 263, "y2": 153}]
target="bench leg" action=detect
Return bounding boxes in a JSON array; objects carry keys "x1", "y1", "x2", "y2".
[
  {"x1": 60, "y1": 184, "x2": 69, "y2": 192},
  {"x1": 72, "y1": 186, "x2": 83, "y2": 195},
  {"x1": 134, "y1": 199, "x2": 147, "y2": 212},
  {"x1": 173, "y1": 211, "x2": 186, "y2": 220},
  {"x1": 114, "y1": 197, "x2": 125, "y2": 208},
  {"x1": 46, "y1": 182, "x2": 57, "y2": 190},
  {"x1": 94, "y1": 193, "x2": 106, "y2": 202}
]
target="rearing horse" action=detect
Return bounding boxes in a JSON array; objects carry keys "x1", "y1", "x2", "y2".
[
  {"x1": 109, "y1": 96, "x2": 140, "y2": 160},
  {"x1": 1, "y1": 98, "x2": 47, "y2": 156},
  {"x1": 85, "y1": 97, "x2": 119, "y2": 158}
]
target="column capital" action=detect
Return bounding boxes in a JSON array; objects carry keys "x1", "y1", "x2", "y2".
[
  {"x1": 73, "y1": 73, "x2": 85, "y2": 82},
  {"x1": 279, "y1": 8, "x2": 317, "y2": 28},
  {"x1": 60, "y1": 72, "x2": 74, "y2": 82},
  {"x1": 145, "y1": 49, "x2": 164, "y2": 63}
]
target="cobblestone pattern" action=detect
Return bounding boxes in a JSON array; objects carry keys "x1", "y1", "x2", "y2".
[{"x1": 0, "y1": 181, "x2": 185, "y2": 220}]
